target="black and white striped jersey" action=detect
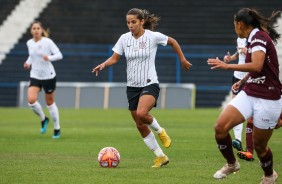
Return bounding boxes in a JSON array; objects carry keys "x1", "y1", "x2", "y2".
[{"x1": 113, "y1": 29, "x2": 168, "y2": 87}]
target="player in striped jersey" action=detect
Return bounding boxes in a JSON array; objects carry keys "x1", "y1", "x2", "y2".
[
  {"x1": 93, "y1": 8, "x2": 192, "y2": 167},
  {"x1": 23, "y1": 21, "x2": 63, "y2": 139}
]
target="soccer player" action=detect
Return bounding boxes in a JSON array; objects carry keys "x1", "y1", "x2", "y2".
[
  {"x1": 93, "y1": 8, "x2": 192, "y2": 167},
  {"x1": 23, "y1": 21, "x2": 63, "y2": 139},
  {"x1": 223, "y1": 38, "x2": 254, "y2": 161},
  {"x1": 207, "y1": 8, "x2": 281, "y2": 183}
]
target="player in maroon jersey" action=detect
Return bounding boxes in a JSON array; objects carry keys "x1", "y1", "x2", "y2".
[{"x1": 207, "y1": 8, "x2": 281, "y2": 183}]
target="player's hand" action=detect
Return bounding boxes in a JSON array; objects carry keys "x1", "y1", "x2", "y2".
[
  {"x1": 238, "y1": 47, "x2": 247, "y2": 55},
  {"x1": 207, "y1": 57, "x2": 228, "y2": 70},
  {"x1": 223, "y1": 52, "x2": 231, "y2": 62},
  {"x1": 231, "y1": 81, "x2": 241, "y2": 93},
  {"x1": 23, "y1": 62, "x2": 31, "y2": 70},
  {"x1": 92, "y1": 63, "x2": 106, "y2": 76},
  {"x1": 181, "y1": 59, "x2": 192, "y2": 71},
  {"x1": 42, "y1": 55, "x2": 49, "y2": 61}
]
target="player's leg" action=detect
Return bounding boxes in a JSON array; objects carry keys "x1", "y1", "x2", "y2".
[
  {"x1": 213, "y1": 105, "x2": 243, "y2": 179},
  {"x1": 252, "y1": 99, "x2": 280, "y2": 183},
  {"x1": 136, "y1": 94, "x2": 169, "y2": 167},
  {"x1": 231, "y1": 77, "x2": 244, "y2": 151},
  {"x1": 131, "y1": 110, "x2": 169, "y2": 167},
  {"x1": 27, "y1": 79, "x2": 49, "y2": 134},
  {"x1": 232, "y1": 123, "x2": 243, "y2": 151},
  {"x1": 214, "y1": 91, "x2": 252, "y2": 179},
  {"x1": 43, "y1": 78, "x2": 60, "y2": 138},
  {"x1": 253, "y1": 127, "x2": 277, "y2": 183},
  {"x1": 137, "y1": 84, "x2": 171, "y2": 148},
  {"x1": 237, "y1": 117, "x2": 254, "y2": 161}
]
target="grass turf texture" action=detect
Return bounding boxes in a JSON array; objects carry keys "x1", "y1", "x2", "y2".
[{"x1": 0, "y1": 108, "x2": 281, "y2": 184}]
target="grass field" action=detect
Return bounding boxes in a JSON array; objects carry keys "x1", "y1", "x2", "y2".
[{"x1": 0, "y1": 108, "x2": 281, "y2": 184}]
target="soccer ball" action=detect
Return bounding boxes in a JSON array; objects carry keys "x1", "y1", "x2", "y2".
[{"x1": 97, "y1": 147, "x2": 120, "y2": 168}]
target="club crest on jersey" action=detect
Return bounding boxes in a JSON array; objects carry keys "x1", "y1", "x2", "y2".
[{"x1": 139, "y1": 41, "x2": 147, "y2": 49}]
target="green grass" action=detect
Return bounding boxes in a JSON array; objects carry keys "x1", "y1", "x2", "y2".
[{"x1": 0, "y1": 108, "x2": 281, "y2": 184}]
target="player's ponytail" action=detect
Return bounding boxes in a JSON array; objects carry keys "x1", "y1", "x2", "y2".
[{"x1": 234, "y1": 8, "x2": 280, "y2": 44}]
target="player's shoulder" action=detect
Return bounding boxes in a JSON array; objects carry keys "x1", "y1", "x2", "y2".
[
  {"x1": 26, "y1": 38, "x2": 33, "y2": 45},
  {"x1": 253, "y1": 30, "x2": 270, "y2": 41},
  {"x1": 41, "y1": 37, "x2": 54, "y2": 43},
  {"x1": 120, "y1": 32, "x2": 132, "y2": 38}
]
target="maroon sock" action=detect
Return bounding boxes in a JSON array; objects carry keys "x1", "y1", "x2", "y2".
[
  {"x1": 246, "y1": 122, "x2": 253, "y2": 153},
  {"x1": 215, "y1": 133, "x2": 236, "y2": 164},
  {"x1": 259, "y1": 148, "x2": 273, "y2": 176}
]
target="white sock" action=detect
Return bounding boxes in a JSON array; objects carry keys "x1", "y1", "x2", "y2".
[
  {"x1": 233, "y1": 123, "x2": 243, "y2": 141},
  {"x1": 47, "y1": 102, "x2": 60, "y2": 130},
  {"x1": 28, "y1": 101, "x2": 45, "y2": 121},
  {"x1": 143, "y1": 131, "x2": 165, "y2": 157},
  {"x1": 149, "y1": 117, "x2": 163, "y2": 134}
]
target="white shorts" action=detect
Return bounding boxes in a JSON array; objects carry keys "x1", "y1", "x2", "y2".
[{"x1": 229, "y1": 91, "x2": 282, "y2": 129}]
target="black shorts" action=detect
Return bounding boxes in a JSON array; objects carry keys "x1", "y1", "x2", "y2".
[
  {"x1": 232, "y1": 76, "x2": 243, "y2": 95},
  {"x1": 29, "y1": 77, "x2": 56, "y2": 94},
  {"x1": 126, "y1": 83, "x2": 160, "y2": 111}
]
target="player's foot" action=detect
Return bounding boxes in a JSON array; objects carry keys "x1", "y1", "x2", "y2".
[
  {"x1": 40, "y1": 117, "x2": 49, "y2": 134},
  {"x1": 52, "y1": 129, "x2": 61, "y2": 139},
  {"x1": 213, "y1": 161, "x2": 240, "y2": 179},
  {"x1": 151, "y1": 155, "x2": 169, "y2": 168},
  {"x1": 158, "y1": 128, "x2": 171, "y2": 148},
  {"x1": 232, "y1": 139, "x2": 243, "y2": 151},
  {"x1": 260, "y1": 170, "x2": 278, "y2": 184},
  {"x1": 237, "y1": 151, "x2": 254, "y2": 161}
]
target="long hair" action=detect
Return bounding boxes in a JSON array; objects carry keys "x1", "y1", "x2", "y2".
[
  {"x1": 31, "y1": 21, "x2": 50, "y2": 38},
  {"x1": 234, "y1": 8, "x2": 281, "y2": 44},
  {"x1": 126, "y1": 8, "x2": 160, "y2": 31}
]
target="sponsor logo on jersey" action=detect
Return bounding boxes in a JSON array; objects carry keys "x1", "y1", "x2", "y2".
[
  {"x1": 251, "y1": 38, "x2": 266, "y2": 46},
  {"x1": 246, "y1": 76, "x2": 266, "y2": 84}
]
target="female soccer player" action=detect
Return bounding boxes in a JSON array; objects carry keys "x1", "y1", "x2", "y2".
[
  {"x1": 223, "y1": 38, "x2": 254, "y2": 161},
  {"x1": 207, "y1": 8, "x2": 281, "y2": 183},
  {"x1": 93, "y1": 8, "x2": 192, "y2": 167},
  {"x1": 24, "y1": 21, "x2": 63, "y2": 139}
]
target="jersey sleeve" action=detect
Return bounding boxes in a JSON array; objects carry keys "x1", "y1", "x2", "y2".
[
  {"x1": 112, "y1": 35, "x2": 124, "y2": 55},
  {"x1": 250, "y1": 34, "x2": 267, "y2": 53},
  {"x1": 47, "y1": 39, "x2": 63, "y2": 61},
  {"x1": 26, "y1": 41, "x2": 32, "y2": 64},
  {"x1": 153, "y1": 32, "x2": 168, "y2": 46}
]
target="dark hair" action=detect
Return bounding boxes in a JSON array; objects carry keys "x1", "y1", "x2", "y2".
[
  {"x1": 31, "y1": 21, "x2": 50, "y2": 37},
  {"x1": 234, "y1": 8, "x2": 281, "y2": 43},
  {"x1": 126, "y1": 8, "x2": 160, "y2": 31}
]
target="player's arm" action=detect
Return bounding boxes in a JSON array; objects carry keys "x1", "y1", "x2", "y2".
[
  {"x1": 92, "y1": 52, "x2": 120, "y2": 76},
  {"x1": 167, "y1": 37, "x2": 192, "y2": 71},
  {"x1": 23, "y1": 56, "x2": 32, "y2": 70},
  {"x1": 208, "y1": 50, "x2": 265, "y2": 72}
]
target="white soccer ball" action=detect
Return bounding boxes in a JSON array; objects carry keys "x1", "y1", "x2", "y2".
[{"x1": 97, "y1": 147, "x2": 120, "y2": 168}]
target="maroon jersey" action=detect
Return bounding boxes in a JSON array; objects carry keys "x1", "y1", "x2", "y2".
[{"x1": 243, "y1": 29, "x2": 281, "y2": 100}]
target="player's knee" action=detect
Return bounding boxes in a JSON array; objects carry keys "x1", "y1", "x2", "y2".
[
  {"x1": 27, "y1": 97, "x2": 37, "y2": 104},
  {"x1": 136, "y1": 110, "x2": 149, "y2": 122},
  {"x1": 214, "y1": 123, "x2": 227, "y2": 138}
]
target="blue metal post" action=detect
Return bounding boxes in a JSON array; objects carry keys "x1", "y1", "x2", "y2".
[{"x1": 175, "y1": 55, "x2": 181, "y2": 83}]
